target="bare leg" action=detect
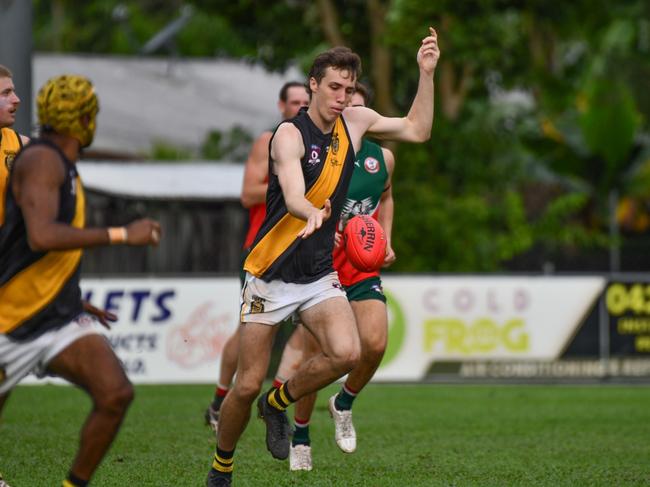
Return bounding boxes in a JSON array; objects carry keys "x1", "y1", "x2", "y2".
[
  {"x1": 46, "y1": 334, "x2": 134, "y2": 482},
  {"x1": 218, "y1": 325, "x2": 242, "y2": 389},
  {"x1": 293, "y1": 328, "x2": 320, "y2": 422},
  {"x1": 286, "y1": 296, "x2": 360, "y2": 399},
  {"x1": 216, "y1": 322, "x2": 278, "y2": 451},
  {"x1": 274, "y1": 324, "x2": 305, "y2": 385},
  {"x1": 328, "y1": 299, "x2": 388, "y2": 453},
  {"x1": 288, "y1": 327, "x2": 321, "y2": 471},
  {"x1": 345, "y1": 299, "x2": 388, "y2": 392},
  {"x1": 205, "y1": 325, "x2": 243, "y2": 433}
]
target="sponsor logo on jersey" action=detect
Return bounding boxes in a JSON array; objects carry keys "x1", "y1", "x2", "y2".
[
  {"x1": 364, "y1": 157, "x2": 379, "y2": 174},
  {"x1": 307, "y1": 144, "x2": 321, "y2": 166}
]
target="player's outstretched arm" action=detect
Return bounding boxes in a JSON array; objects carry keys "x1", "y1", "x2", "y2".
[
  {"x1": 240, "y1": 131, "x2": 272, "y2": 208},
  {"x1": 13, "y1": 146, "x2": 161, "y2": 251},
  {"x1": 345, "y1": 27, "x2": 440, "y2": 144},
  {"x1": 271, "y1": 123, "x2": 330, "y2": 239}
]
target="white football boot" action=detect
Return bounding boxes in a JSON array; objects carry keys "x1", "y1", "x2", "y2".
[
  {"x1": 328, "y1": 394, "x2": 357, "y2": 453},
  {"x1": 289, "y1": 444, "x2": 313, "y2": 471}
]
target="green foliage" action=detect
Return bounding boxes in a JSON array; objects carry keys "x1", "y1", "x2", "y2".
[
  {"x1": 32, "y1": 0, "x2": 650, "y2": 271},
  {"x1": 147, "y1": 125, "x2": 254, "y2": 161},
  {"x1": 578, "y1": 79, "x2": 641, "y2": 189},
  {"x1": 201, "y1": 125, "x2": 253, "y2": 162},
  {"x1": 148, "y1": 140, "x2": 191, "y2": 160}
]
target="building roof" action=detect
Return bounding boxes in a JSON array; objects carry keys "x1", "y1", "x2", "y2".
[
  {"x1": 33, "y1": 53, "x2": 304, "y2": 156},
  {"x1": 78, "y1": 161, "x2": 244, "y2": 201}
]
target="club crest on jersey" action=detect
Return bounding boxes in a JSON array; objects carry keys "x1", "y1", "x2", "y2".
[
  {"x1": 307, "y1": 144, "x2": 321, "y2": 166},
  {"x1": 364, "y1": 157, "x2": 379, "y2": 174},
  {"x1": 331, "y1": 133, "x2": 340, "y2": 155},
  {"x1": 4, "y1": 150, "x2": 17, "y2": 171},
  {"x1": 250, "y1": 295, "x2": 266, "y2": 314}
]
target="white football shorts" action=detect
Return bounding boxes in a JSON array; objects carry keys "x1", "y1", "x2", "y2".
[
  {"x1": 0, "y1": 313, "x2": 103, "y2": 394},
  {"x1": 240, "y1": 271, "x2": 346, "y2": 325}
]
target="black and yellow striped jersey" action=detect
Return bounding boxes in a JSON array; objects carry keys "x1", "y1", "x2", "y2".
[
  {"x1": 244, "y1": 110, "x2": 355, "y2": 283},
  {"x1": 0, "y1": 139, "x2": 85, "y2": 340},
  {"x1": 0, "y1": 127, "x2": 23, "y2": 226}
]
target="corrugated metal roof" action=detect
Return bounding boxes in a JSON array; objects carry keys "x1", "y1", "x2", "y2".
[
  {"x1": 78, "y1": 161, "x2": 244, "y2": 201},
  {"x1": 33, "y1": 53, "x2": 304, "y2": 155}
]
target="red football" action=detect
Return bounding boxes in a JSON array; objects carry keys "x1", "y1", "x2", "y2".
[{"x1": 343, "y1": 215, "x2": 387, "y2": 272}]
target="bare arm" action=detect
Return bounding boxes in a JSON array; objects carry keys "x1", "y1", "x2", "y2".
[
  {"x1": 344, "y1": 27, "x2": 440, "y2": 145},
  {"x1": 240, "y1": 131, "x2": 272, "y2": 208},
  {"x1": 13, "y1": 146, "x2": 160, "y2": 251},
  {"x1": 377, "y1": 147, "x2": 396, "y2": 267},
  {"x1": 271, "y1": 123, "x2": 331, "y2": 239}
]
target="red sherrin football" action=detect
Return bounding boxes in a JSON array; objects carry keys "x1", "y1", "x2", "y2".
[{"x1": 343, "y1": 215, "x2": 387, "y2": 272}]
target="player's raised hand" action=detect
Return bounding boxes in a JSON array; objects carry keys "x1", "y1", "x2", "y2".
[
  {"x1": 417, "y1": 27, "x2": 440, "y2": 75},
  {"x1": 298, "y1": 199, "x2": 332, "y2": 239}
]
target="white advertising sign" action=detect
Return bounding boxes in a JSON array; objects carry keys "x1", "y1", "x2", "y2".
[
  {"x1": 22, "y1": 275, "x2": 606, "y2": 385},
  {"x1": 374, "y1": 276, "x2": 606, "y2": 381},
  {"x1": 86, "y1": 278, "x2": 241, "y2": 383},
  {"x1": 24, "y1": 278, "x2": 241, "y2": 385}
]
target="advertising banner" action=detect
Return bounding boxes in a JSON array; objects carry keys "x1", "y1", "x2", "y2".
[
  {"x1": 606, "y1": 281, "x2": 650, "y2": 355},
  {"x1": 375, "y1": 276, "x2": 606, "y2": 381},
  {"x1": 25, "y1": 278, "x2": 241, "y2": 385},
  {"x1": 22, "y1": 275, "x2": 609, "y2": 384}
]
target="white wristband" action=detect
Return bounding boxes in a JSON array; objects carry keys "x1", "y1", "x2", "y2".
[{"x1": 108, "y1": 227, "x2": 128, "y2": 244}]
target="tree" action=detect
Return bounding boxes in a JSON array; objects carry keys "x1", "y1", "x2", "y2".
[{"x1": 33, "y1": 0, "x2": 650, "y2": 271}]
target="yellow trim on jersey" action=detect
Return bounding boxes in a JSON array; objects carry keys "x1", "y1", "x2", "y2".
[
  {"x1": 244, "y1": 117, "x2": 350, "y2": 277},
  {"x1": 0, "y1": 176, "x2": 85, "y2": 333},
  {"x1": 0, "y1": 127, "x2": 21, "y2": 226}
]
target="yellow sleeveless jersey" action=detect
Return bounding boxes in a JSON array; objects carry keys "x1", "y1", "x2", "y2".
[
  {"x1": 244, "y1": 110, "x2": 355, "y2": 283},
  {"x1": 0, "y1": 139, "x2": 85, "y2": 339},
  {"x1": 0, "y1": 127, "x2": 23, "y2": 226}
]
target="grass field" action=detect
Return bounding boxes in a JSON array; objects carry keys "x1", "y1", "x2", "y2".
[{"x1": 1, "y1": 383, "x2": 650, "y2": 486}]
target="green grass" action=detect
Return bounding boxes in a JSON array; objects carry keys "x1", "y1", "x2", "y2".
[{"x1": 1, "y1": 384, "x2": 650, "y2": 486}]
